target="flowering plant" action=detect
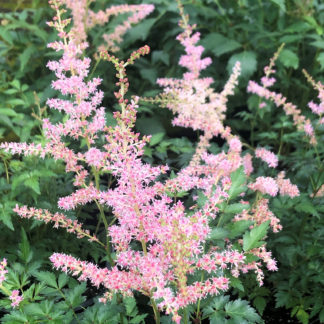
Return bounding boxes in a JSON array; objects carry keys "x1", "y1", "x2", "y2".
[{"x1": 3, "y1": 0, "x2": 323, "y2": 323}]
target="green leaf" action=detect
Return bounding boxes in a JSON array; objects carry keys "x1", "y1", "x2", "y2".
[
  {"x1": 130, "y1": 314, "x2": 147, "y2": 324},
  {"x1": 58, "y1": 273, "x2": 69, "y2": 289},
  {"x1": 296, "y1": 308, "x2": 309, "y2": 324},
  {"x1": 270, "y1": 0, "x2": 286, "y2": 12},
  {"x1": 228, "y1": 166, "x2": 246, "y2": 199},
  {"x1": 19, "y1": 45, "x2": 37, "y2": 71},
  {"x1": 207, "y1": 228, "x2": 229, "y2": 241},
  {"x1": 139, "y1": 68, "x2": 157, "y2": 85},
  {"x1": 19, "y1": 227, "x2": 32, "y2": 263},
  {"x1": 230, "y1": 277, "x2": 244, "y2": 292},
  {"x1": 243, "y1": 221, "x2": 270, "y2": 251},
  {"x1": 317, "y1": 52, "x2": 324, "y2": 70},
  {"x1": 227, "y1": 220, "x2": 253, "y2": 239},
  {"x1": 152, "y1": 51, "x2": 169, "y2": 65},
  {"x1": 224, "y1": 203, "x2": 249, "y2": 214},
  {"x1": 126, "y1": 18, "x2": 156, "y2": 43},
  {"x1": 253, "y1": 296, "x2": 266, "y2": 315},
  {"x1": 0, "y1": 108, "x2": 18, "y2": 117},
  {"x1": 201, "y1": 33, "x2": 241, "y2": 57},
  {"x1": 319, "y1": 308, "x2": 324, "y2": 322},
  {"x1": 279, "y1": 49, "x2": 299, "y2": 69},
  {"x1": 225, "y1": 299, "x2": 261, "y2": 322},
  {"x1": 6, "y1": 99, "x2": 25, "y2": 107},
  {"x1": 65, "y1": 282, "x2": 86, "y2": 307},
  {"x1": 124, "y1": 297, "x2": 137, "y2": 316},
  {"x1": 295, "y1": 202, "x2": 319, "y2": 218},
  {"x1": 24, "y1": 176, "x2": 41, "y2": 195},
  {"x1": 227, "y1": 51, "x2": 257, "y2": 79},
  {"x1": 149, "y1": 132, "x2": 165, "y2": 146},
  {"x1": 0, "y1": 203, "x2": 14, "y2": 231},
  {"x1": 2, "y1": 311, "x2": 29, "y2": 323},
  {"x1": 33, "y1": 271, "x2": 58, "y2": 288}
]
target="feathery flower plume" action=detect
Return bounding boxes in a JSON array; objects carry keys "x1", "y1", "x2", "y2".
[
  {"x1": 247, "y1": 46, "x2": 317, "y2": 145},
  {"x1": 61, "y1": 0, "x2": 154, "y2": 52},
  {"x1": 0, "y1": 259, "x2": 24, "y2": 308},
  {"x1": 255, "y1": 147, "x2": 278, "y2": 168}
]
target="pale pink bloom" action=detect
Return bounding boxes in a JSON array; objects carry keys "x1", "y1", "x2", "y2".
[
  {"x1": 228, "y1": 137, "x2": 242, "y2": 153},
  {"x1": 261, "y1": 76, "x2": 276, "y2": 88},
  {"x1": 234, "y1": 198, "x2": 282, "y2": 232},
  {"x1": 9, "y1": 290, "x2": 23, "y2": 308},
  {"x1": 248, "y1": 53, "x2": 317, "y2": 145},
  {"x1": 255, "y1": 147, "x2": 278, "y2": 168},
  {"x1": 249, "y1": 177, "x2": 278, "y2": 197},
  {"x1": 308, "y1": 101, "x2": 324, "y2": 115},
  {"x1": 243, "y1": 153, "x2": 253, "y2": 176},
  {"x1": 276, "y1": 172, "x2": 299, "y2": 198},
  {"x1": 14, "y1": 205, "x2": 99, "y2": 243},
  {"x1": 0, "y1": 258, "x2": 8, "y2": 285}
]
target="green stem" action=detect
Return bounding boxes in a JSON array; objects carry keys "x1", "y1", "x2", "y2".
[
  {"x1": 151, "y1": 298, "x2": 161, "y2": 324},
  {"x1": 183, "y1": 308, "x2": 189, "y2": 324}
]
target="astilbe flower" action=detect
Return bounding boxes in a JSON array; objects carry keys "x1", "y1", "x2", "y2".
[
  {"x1": 61, "y1": 0, "x2": 154, "y2": 52},
  {"x1": 255, "y1": 147, "x2": 278, "y2": 168},
  {"x1": 0, "y1": 3, "x2": 243, "y2": 322},
  {"x1": 248, "y1": 176, "x2": 279, "y2": 197},
  {"x1": 0, "y1": 1, "x2": 297, "y2": 323},
  {"x1": 155, "y1": 9, "x2": 241, "y2": 139},
  {"x1": 0, "y1": 259, "x2": 23, "y2": 308},
  {"x1": 234, "y1": 198, "x2": 282, "y2": 233},
  {"x1": 247, "y1": 45, "x2": 317, "y2": 145}
]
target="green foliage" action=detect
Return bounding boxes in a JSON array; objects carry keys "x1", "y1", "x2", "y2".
[
  {"x1": 243, "y1": 221, "x2": 270, "y2": 252},
  {"x1": 203, "y1": 296, "x2": 262, "y2": 323},
  {"x1": 0, "y1": 0, "x2": 324, "y2": 323}
]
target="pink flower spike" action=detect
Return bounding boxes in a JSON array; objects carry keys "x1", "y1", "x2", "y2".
[
  {"x1": 249, "y1": 177, "x2": 278, "y2": 197},
  {"x1": 0, "y1": 258, "x2": 8, "y2": 285},
  {"x1": 255, "y1": 147, "x2": 278, "y2": 168},
  {"x1": 9, "y1": 290, "x2": 23, "y2": 308}
]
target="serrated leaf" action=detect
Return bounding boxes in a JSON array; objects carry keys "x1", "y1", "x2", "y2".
[
  {"x1": 65, "y1": 282, "x2": 86, "y2": 307},
  {"x1": 279, "y1": 49, "x2": 299, "y2": 69},
  {"x1": 19, "y1": 227, "x2": 32, "y2": 263},
  {"x1": 124, "y1": 297, "x2": 137, "y2": 316},
  {"x1": 225, "y1": 299, "x2": 261, "y2": 322},
  {"x1": 129, "y1": 314, "x2": 147, "y2": 324},
  {"x1": 228, "y1": 166, "x2": 246, "y2": 199},
  {"x1": 201, "y1": 33, "x2": 241, "y2": 57},
  {"x1": 34, "y1": 271, "x2": 58, "y2": 288},
  {"x1": 227, "y1": 51, "x2": 257, "y2": 79},
  {"x1": 2, "y1": 311, "x2": 29, "y2": 323},
  {"x1": 243, "y1": 221, "x2": 270, "y2": 251},
  {"x1": 207, "y1": 228, "x2": 229, "y2": 241},
  {"x1": 230, "y1": 277, "x2": 244, "y2": 292},
  {"x1": 253, "y1": 296, "x2": 266, "y2": 315},
  {"x1": 295, "y1": 202, "x2": 319, "y2": 217},
  {"x1": 24, "y1": 176, "x2": 40, "y2": 195},
  {"x1": 126, "y1": 18, "x2": 156, "y2": 42},
  {"x1": 19, "y1": 45, "x2": 37, "y2": 71},
  {"x1": 0, "y1": 203, "x2": 14, "y2": 231},
  {"x1": 6, "y1": 99, "x2": 25, "y2": 107},
  {"x1": 0, "y1": 108, "x2": 18, "y2": 117},
  {"x1": 227, "y1": 220, "x2": 253, "y2": 239},
  {"x1": 149, "y1": 132, "x2": 165, "y2": 146},
  {"x1": 296, "y1": 308, "x2": 309, "y2": 324},
  {"x1": 152, "y1": 51, "x2": 169, "y2": 65},
  {"x1": 58, "y1": 273, "x2": 69, "y2": 289},
  {"x1": 224, "y1": 203, "x2": 250, "y2": 214}
]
